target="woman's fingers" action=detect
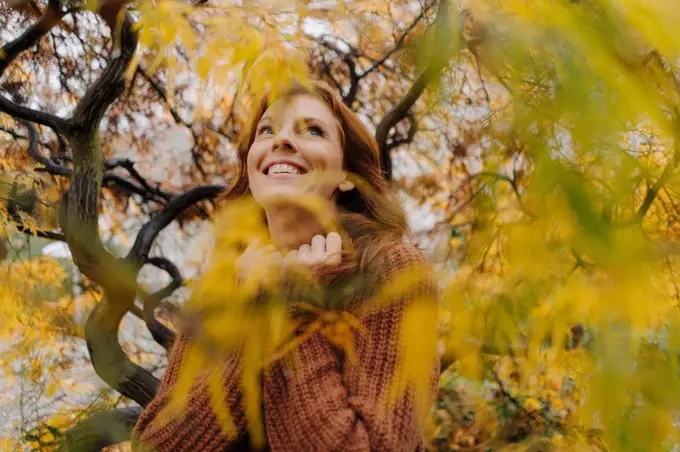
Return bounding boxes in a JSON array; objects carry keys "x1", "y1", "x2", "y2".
[
  {"x1": 311, "y1": 234, "x2": 326, "y2": 255},
  {"x1": 292, "y1": 233, "x2": 343, "y2": 268},
  {"x1": 259, "y1": 244, "x2": 277, "y2": 254},
  {"x1": 324, "y1": 232, "x2": 341, "y2": 251},
  {"x1": 236, "y1": 240, "x2": 285, "y2": 280},
  {"x1": 245, "y1": 237, "x2": 261, "y2": 250},
  {"x1": 270, "y1": 251, "x2": 283, "y2": 267},
  {"x1": 242, "y1": 233, "x2": 343, "y2": 276},
  {"x1": 284, "y1": 249, "x2": 298, "y2": 264},
  {"x1": 324, "y1": 232, "x2": 342, "y2": 265},
  {"x1": 298, "y1": 243, "x2": 312, "y2": 265}
]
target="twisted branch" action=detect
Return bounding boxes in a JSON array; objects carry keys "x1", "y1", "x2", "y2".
[
  {"x1": 127, "y1": 184, "x2": 226, "y2": 264},
  {"x1": 143, "y1": 256, "x2": 183, "y2": 350}
]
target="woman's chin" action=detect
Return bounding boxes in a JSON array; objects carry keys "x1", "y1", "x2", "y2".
[{"x1": 256, "y1": 186, "x2": 303, "y2": 202}]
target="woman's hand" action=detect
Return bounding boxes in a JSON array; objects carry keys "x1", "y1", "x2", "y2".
[
  {"x1": 235, "y1": 238, "x2": 283, "y2": 284},
  {"x1": 284, "y1": 232, "x2": 343, "y2": 271},
  {"x1": 235, "y1": 232, "x2": 343, "y2": 286},
  {"x1": 283, "y1": 232, "x2": 343, "y2": 322}
]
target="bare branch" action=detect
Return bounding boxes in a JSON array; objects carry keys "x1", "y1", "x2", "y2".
[
  {"x1": 617, "y1": 110, "x2": 680, "y2": 226},
  {"x1": 137, "y1": 66, "x2": 226, "y2": 175},
  {"x1": 143, "y1": 256, "x2": 182, "y2": 350},
  {"x1": 60, "y1": 6, "x2": 138, "y2": 283},
  {"x1": 15, "y1": 223, "x2": 67, "y2": 241},
  {"x1": 71, "y1": 10, "x2": 137, "y2": 133},
  {"x1": 62, "y1": 406, "x2": 142, "y2": 451},
  {"x1": 360, "y1": 3, "x2": 433, "y2": 78},
  {"x1": 0, "y1": 95, "x2": 70, "y2": 134},
  {"x1": 85, "y1": 292, "x2": 161, "y2": 407},
  {"x1": 635, "y1": 149, "x2": 680, "y2": 220},
  {"x1": 14, "y1": 119, "x2": 174, "y2": 206},
  {"x1": 375, "y1": 1, "x2": 468, "y2": 180},
  {"x1": 137, "y1": 67, "x2": 184, "y2": 125},
  {"x1": 20, "y1": 119, "x2": 72, "y2": 176},
  {"x1": 101, "y1": 174, "x2": 169, "y2": 204},
  {"x1": 386, "y1": 113, "x2": 417, "y2": 149},
  {"x1": 127, "y1": 184, "x2": 226, "y2": 264},
  {"x1": 104, "y1": 158, "x2": 173, "y2": 203},
  {"x1": 0, "y1": 0, "x2": 67, "y2": 78},
  {"x1": 81, "y1": 183, "x2": 225, "y2": 407},
  {"x1": 317, "y1": 36, "x2": 360, "y2": 106}
]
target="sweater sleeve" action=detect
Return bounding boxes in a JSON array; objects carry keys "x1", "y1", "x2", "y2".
[
  {"x1": 132, "y1": 330, "x2": 249, "y2": 452},
  {"x1": 263, "y1": 243, "x2": 440, "y2": 452}
]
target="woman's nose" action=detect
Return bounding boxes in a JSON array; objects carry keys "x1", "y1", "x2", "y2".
[{"x1": 272, "y1": 125, "x2": 297, "y2": 153}]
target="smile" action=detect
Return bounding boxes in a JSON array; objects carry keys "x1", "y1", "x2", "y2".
[{"x1": 262, "y1": 160, "x2": 308, "y2": 178}]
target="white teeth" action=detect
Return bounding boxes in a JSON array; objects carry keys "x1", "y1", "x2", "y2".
[{"x1": 268, "y1": 163, "x2": 302, "y2": 175}]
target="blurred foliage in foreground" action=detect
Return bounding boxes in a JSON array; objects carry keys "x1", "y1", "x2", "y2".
[
  {"x1": 431, "y1": 1, "x2": 680, "y2": 450},
  {"x1": 3, "y1": 0, "x2": 680, "y2": 450}
]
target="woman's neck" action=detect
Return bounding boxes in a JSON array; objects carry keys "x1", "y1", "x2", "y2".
[{"x1": 264, "y1": 204, "x2": 330, "y2": 251}]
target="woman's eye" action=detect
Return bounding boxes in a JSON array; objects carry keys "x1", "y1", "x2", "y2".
[
  {"x1": 305, "y1": 125, "x2": 325, "y2": 137},
  {"x1": 257, "y1": 125, "x2": 273, "y2": 136}
]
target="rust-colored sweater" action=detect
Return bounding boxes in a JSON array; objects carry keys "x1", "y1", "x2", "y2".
[{"x1": 133, "y1": 242, "x2": 439, "y2": 451}]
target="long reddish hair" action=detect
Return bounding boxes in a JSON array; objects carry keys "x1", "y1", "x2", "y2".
[{"x1": 220, "y1": 80, "x2": 408, "y2": 273}]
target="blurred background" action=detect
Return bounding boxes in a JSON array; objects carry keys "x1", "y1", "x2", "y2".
[{"x1": 2, "y1": 0, "x2": 680, "y2": 450}]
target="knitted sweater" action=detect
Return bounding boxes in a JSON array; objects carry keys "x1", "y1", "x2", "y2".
[{"x1": 133, "y1": 242, "x2": 439, "y2": 451}]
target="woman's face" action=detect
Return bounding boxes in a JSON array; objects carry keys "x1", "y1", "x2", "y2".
[{"x1": 247, "y1": 94, "x2": 346, "y2": 205}]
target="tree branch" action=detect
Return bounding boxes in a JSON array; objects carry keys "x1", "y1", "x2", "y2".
[
  {"x1": 85, "y1": 292, "x2": 161, "y2": 408},
  {"x1": 20, "y1": 119, "x2": 72, "y2": 176},
  {"x1": 317, "y1": 36, "x2": 360, "y2": 107},
  {"x1": 616, "y1": 110, "x2": 680, "y2": 226},
  {"x1": 101, "y1": 174, "x2": 168, "y2": 204},
  {"x1": 82, "y1": 184, "x2": 224, "y2": 407},
  {"x1": 143, "y1": 256, "x2": 182, "y2": 350},
  {"x1": 0, "y1": 0, "x2": 67, "y2": 78},
  {"x1": 635, "y1": 150, "x2": 680, "y2": 221},
  {"x1": 375, "y1": 1, "x2": 467, "y2": 180},
  {"x1": 360, "y1": 3, "x2": 433, "y2": 78},
  {"x1": 15, "y1": 223, "x2": 67, "y2": 241},
  {"x1": 70, "y1": 11, "x2": 137, "y2": 133},
  {"x1": 16, "y1": 121, "x2": 173, "y2": 206},
  {"x1": 51, "y1": 4, "x2": 161, "y2": 410},
  {"x1": 385, "y1": 112, "x2": 418, "y2": 149},
  {"x1": 60, "y1": 5, "x2": 138, "y2": 283},
  {"x1": 136, "y1": 66, "x2": 184, "y2": 125},
  {"x1": 61, "y1": 406, "x2": 142, "y2": 451},
  {"x1": 127, "y1": 184, "x2": 226, "y2": 264},
  {"x1": 136, "y1": 66, "x2": 219, "y2": 176},
  {"x1": 21, "y1": 136, "x2": 174, "y2": 205},
  {"x1": 104, "y1": 158, "x2": 173, "y2": 203},
  {"x1": 0, "y1": 95, "x2": 70, "y2": 134}
]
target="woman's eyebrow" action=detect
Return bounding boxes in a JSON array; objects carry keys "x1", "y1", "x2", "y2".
[{"x1": 299, "y1": 117, "x2": 334, "y2": 128}]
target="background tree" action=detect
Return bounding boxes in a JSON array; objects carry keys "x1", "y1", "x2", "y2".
[
  {"x1": 1, "y1": 0, "x2": 470, "y2": 449},
  {"x1": 3, "y1": 0, "x2": 680, "y2": 451}
]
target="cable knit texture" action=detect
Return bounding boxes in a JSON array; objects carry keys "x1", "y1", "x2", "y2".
[{"x1": 133, "y1": 242, "x2": 439, "y2": 451}]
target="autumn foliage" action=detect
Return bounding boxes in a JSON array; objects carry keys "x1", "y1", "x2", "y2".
[{"x1": 3, "y1": 0, "x2": 680, "y2": 451}]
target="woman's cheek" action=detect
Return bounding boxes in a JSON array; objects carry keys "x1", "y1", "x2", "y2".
[{"x1": 246, "y1": 147, "x2": 259, "y2": 173}]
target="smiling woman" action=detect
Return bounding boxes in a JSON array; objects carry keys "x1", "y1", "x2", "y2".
[
  {"x1": 247, "y1": 93, "x2": 352, "y2": 208},
  {"x1": 132, "y1": 80, "x2": 440, "y2": 451}
]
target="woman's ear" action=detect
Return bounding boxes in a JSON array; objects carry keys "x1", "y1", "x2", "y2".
[
  {"x1": 338, "y1": 172, "x2": 355, "y2": 192},
  {"x1": 338, "y1": 180, "x2": 355, "y2": 192}
]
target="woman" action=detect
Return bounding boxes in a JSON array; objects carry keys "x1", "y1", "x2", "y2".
[{"x1": 133, "y1": 80, "x2": 440, "y2": 451}]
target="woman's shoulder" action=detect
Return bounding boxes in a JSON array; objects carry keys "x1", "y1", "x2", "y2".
[
  {"x1": 347, "y1": 240, "x2": 438, "y2": 317},
  {"x1": 368, "y1": 240, "x2": 436, "y2": 286}
]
